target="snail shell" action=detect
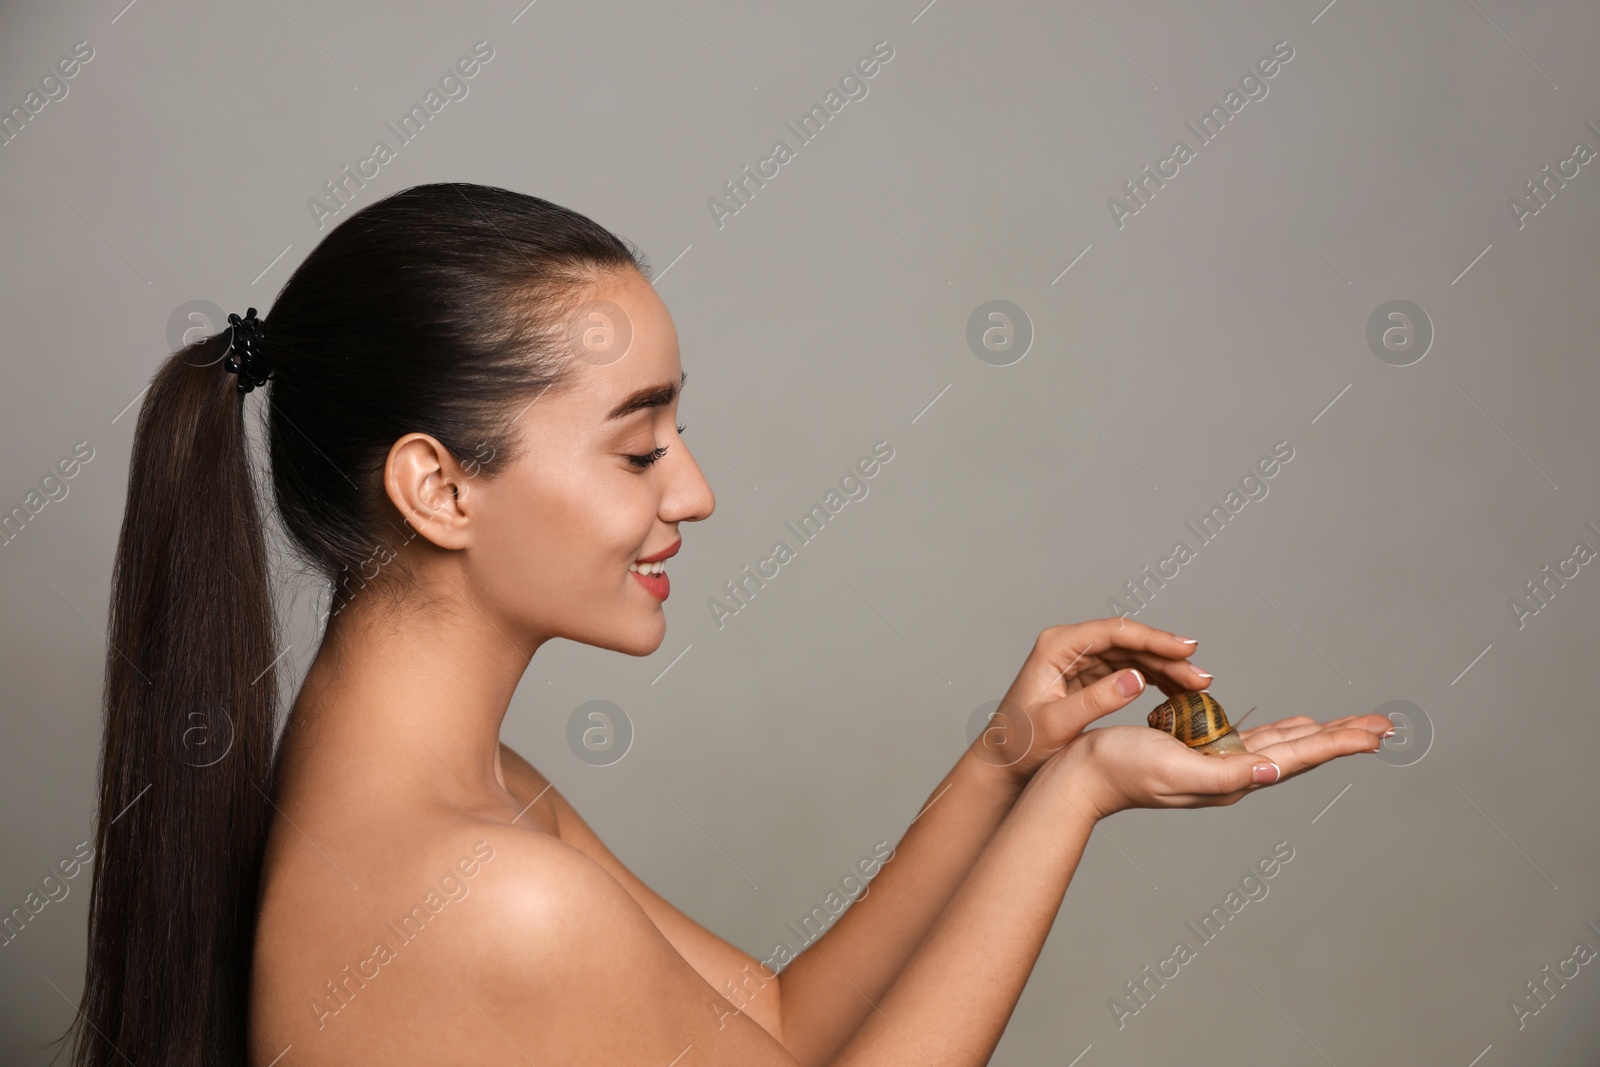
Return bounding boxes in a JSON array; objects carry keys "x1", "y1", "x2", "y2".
[{"x1": 1147, "y1": 691, "x2": 1247, "y2": 755}]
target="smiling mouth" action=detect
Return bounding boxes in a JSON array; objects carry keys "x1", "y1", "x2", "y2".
[
  {"x1": 629, "y1": 563, "x2": 669, "y2": 600},
  {"x1": 630, "y1": 539, "x2": 679, "y2": 601},
  {"x1": 632, "y1": 538, "x2": 681, "y2": 569}
]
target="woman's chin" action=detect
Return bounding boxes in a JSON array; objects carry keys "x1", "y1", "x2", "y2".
[{"x1": 597, "y1": 616, "x2": 668, "y2": 657}]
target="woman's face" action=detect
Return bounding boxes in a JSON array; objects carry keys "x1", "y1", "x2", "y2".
[{"x1": 463, "y1": 268, "x2": 715, "y2": 656}]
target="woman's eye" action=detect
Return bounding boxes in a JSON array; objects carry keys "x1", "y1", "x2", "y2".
[
  {"x1": 626, "y1": 446, "x2": 669, "y2": 469},
  {"x1": 625, "y1": 422, "x2": 685, "y2": 468}
]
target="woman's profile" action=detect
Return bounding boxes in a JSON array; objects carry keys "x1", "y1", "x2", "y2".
[{"x1": 65, "y1": 182, "x2": 1391, "y2": 1067}]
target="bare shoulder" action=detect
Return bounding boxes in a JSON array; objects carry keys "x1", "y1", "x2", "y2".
[
  {"x1": 253, "y1": 813, "x2": 794, "y2": 1065},
  {"x1": 433, "y1": 823, "x2": 799, "y2": 1065}
]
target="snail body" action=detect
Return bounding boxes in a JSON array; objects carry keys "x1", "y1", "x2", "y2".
[{"x1": 1147, "y1": 691, "x2": 1246, "y2": 755}]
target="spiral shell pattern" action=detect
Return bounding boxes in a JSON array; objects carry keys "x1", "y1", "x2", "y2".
[{"x1": 1147, "y1": 691, "x2": 1246, "y2": 755}]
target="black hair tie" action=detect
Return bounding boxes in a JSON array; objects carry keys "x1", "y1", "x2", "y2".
[{"x1": 224, "y1": 307, "x2": 272, "y2": 393}]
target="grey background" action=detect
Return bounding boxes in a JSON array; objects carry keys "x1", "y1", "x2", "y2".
[{"x1": 2, "y1": 0, "x2": 1597, "y2": 1063}]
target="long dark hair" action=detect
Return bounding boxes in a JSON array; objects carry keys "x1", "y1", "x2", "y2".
[{"x1": 63, "y1": 183, "x2": 646, "y2": 1067}]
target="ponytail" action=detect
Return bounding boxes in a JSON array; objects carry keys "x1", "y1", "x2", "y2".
[
  {"x1": 66, "y1": 333, "x2": 280, "y2": 1065},
  {"x1": 58, "y1": 180, "x2": 647, "y2": 1065}
]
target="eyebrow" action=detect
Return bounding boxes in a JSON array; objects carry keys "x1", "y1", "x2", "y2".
[{"x1": 605, "y1": 371, "x2": 687, "y2": 422}]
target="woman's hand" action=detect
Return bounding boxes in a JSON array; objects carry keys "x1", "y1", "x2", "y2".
[
  {"x1": 971, "y1": 617, "x2": 1211, "y2": 787},
  {"x1": 1046, "y1": 712, "x2": 1394, "y2": 822}
]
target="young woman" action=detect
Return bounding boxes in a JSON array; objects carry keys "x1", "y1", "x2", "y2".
[{"x1": 68, "y1": 183, "x2": 1391, "y2": 1067}]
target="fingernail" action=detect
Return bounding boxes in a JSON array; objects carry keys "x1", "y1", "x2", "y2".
[
  {"x1": 1382, "y1": 727, "x2": 1396, "y2": 738},
  {"x1": 1117, "y1": 669, "x2": 1145, "y2": 697},
  {"x1": 1174, "y1": 635, "x2": 1198, "y2": 644},
  {"x1": 1252, "y1": 761, "x2": 1281, "y2": 784},
  {"x1": 1191, "y1": 666, "x2": 1213, "y2": 679}
]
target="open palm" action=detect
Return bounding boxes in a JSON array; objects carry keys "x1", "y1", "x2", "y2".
[{"x1": 1052, "y1": 711, "x2": 1393, "y2": 821}]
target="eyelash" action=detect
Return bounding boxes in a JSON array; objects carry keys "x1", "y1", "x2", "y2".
[{"x1": 626, "y1": 422, "x2": 688, "y2": 469}]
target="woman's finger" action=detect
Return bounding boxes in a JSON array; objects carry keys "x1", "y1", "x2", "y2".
[
  {"x1": 1040, "y1": 617, "x2": 1199, "y2": 657},
  {"x1": 1154, "y1": 723, "x2": 1385, "y2": 799},
  {"x1": 1240, "y1": 720, "x2": 1326, "y2": 748},
  {"x1": 1153, "y1": 748, "x2": 1283, "y2": 799},
  {"x1": 1247, "y1": 726, "x2": 1385, "y2": 781},
  {"x1": 1295, "y1": 713, "x2": 1391, "y2": 733},
  {"x1": 1089, "y1": 647, "x2": 1212, "y2": 696},
  {"x1": 1249, "y1": 714, "x2": 1392, "y2": 751},
  {"x1": 1034, "y1": 666, "x2": 1151, "y2": 738},
  {"x1": 1240, "y1": 714, "x2": 1316, "y2": 737},
  {"x1": 1350, "y1": 712, "x2": 1396, "y2": 735},
  {"x1": 1025, "y1": 619, "x2": 1197, "y2": 694},
  {"x1": 1241, "y1": 713, "x2": 1391, "y2": 748}
]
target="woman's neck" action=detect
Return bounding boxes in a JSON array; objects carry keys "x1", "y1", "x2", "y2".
[{"x1": 277, "y1": 571, "x2": 546, "y2": 810}]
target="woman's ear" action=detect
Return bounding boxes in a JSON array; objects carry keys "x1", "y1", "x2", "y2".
[{"x1": 384, "y1": 433, "x2": 475, "y2": 551}]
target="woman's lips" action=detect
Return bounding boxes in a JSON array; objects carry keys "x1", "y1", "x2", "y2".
[
  {"x1": 635, "y1": 538, "x2": 682, "y2": 564},
  {"x1": 631, "y1": 538, "x2": 678, "y2": 601},
  {"x1": 631, "y1": 569, "x2": 669, "y2": 601}
]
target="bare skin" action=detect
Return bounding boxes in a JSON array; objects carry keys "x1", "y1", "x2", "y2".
[{"x1": 247, "y1": 268, "x2": 1391, "y2": 1065}]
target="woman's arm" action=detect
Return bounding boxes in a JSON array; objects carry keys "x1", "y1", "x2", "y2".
[
  {"x1": 488, "y1": 711, "x2": 1386, "y2": 1065},
  {"x1": 776, "y1": 620, "x2": 1206, "y2": 1065},
  {"x1": 499, "y1": 739, "x2": 1027, "y2": 1059},
  {"x1": 828, "y1": 751, "x2": 1099, "y2": 1066},
  {"x1": 504, "y1": 619, "x2": 1207, "y2": 1062},
  {"x1": 775, "y1": 744, "x2": 1026, "y2": 1065},
  {"x1": 459, "y1": 764, "x2": 1095, "y2": 1067},
  {"x1": 502, "y1": 616, "x2": 1366, "y2": 1063},
  {"x1": 823, "y1": 713, "x2": 1390, "y2": 1066}
]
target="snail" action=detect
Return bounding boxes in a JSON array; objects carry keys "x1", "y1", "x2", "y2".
[{"x1": 1146, "y1": 691, "x2": 1247, "y2": 755}]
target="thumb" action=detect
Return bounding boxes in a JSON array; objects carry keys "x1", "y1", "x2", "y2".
[
  {"x1": 1158, "y1": 748, "x2": 1273, "y2": 796},
  {"x1": 1056, "y1": 667, "x2": 1149, "y2": 732},
  {"x1": 1208, "y1": 751, "x2": 1283, "y2": 793},
  {"x1": 1033, "y1": 668, "x2": 1148, "y2": 743}
]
